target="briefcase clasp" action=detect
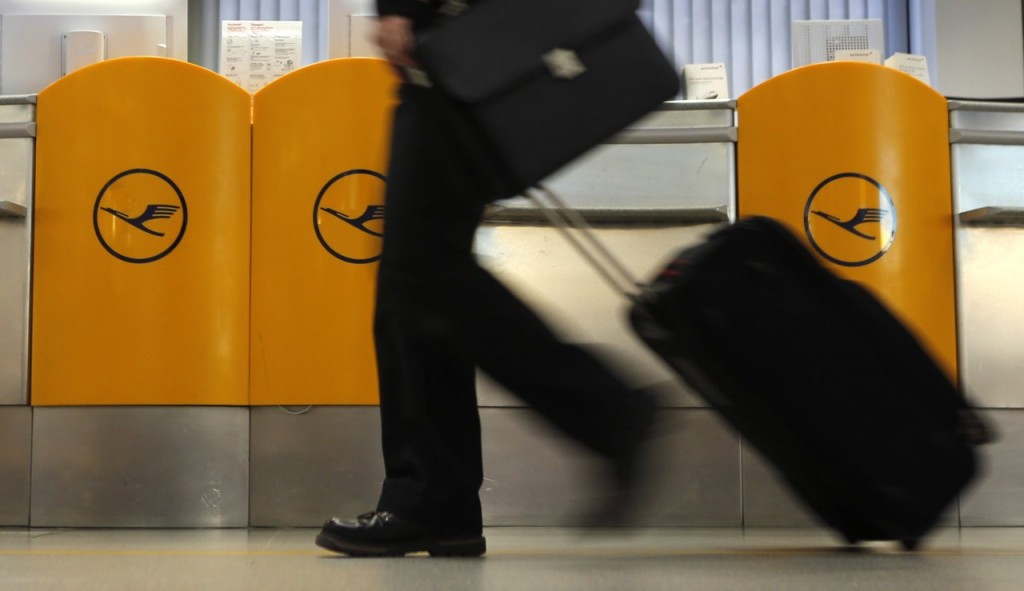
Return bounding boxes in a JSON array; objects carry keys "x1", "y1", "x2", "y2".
[
  {"x1": 542, "y1": 48, "x2": 586, "y2": 80},
  {"x1": 440, "y1": 0, "x2": 469, "y2": 17}
]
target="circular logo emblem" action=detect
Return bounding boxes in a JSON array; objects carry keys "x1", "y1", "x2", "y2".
[
  {"x1": 93, "y1": 168, "x2": 187, "y2": 264},
  {"x1": 313, "y1": 169, "x2": 386, "y2": 264},
  {"x1": 803, "y1": 172, "x2": 896, "y2": 267}
]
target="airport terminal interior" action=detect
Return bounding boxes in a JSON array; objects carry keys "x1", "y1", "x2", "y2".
[{"x1": 2, "y1": 0, "x2": 1024, "y2": 589}]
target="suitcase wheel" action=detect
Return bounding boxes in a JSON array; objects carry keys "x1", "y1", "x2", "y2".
[{"x1": 900, "y1": 538, "x2": 921, "y2": 552}]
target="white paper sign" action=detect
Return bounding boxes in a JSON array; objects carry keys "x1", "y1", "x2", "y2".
[
  {"x1": 220, "y1": 21, "x2": 302, "y2": 93},
  {"x1": 834, "y1": 49, "x2": 883, "y2": 64},
  {"x1": 885, "y1": 53, "x2": 931, "y2": 86},
  {"x1": 683, "y1": 63, "x2": 729, "y2": 100}
]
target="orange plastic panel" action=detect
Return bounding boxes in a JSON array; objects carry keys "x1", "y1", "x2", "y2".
[
  {"x1": 250, "y1": 58, "x2": 399, "y2": 405},
  {"x1": 737, "y1": 63, "x2": 957, "y2": 380},
  {"x1": 32, "y1": 57, "x2": 252, "y2": 405}
]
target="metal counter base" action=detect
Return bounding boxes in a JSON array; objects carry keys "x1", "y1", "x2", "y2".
[
  {"x1": 0, "y1": 406, "x2": 31, "y2": 525},
  {"x1": 253, "y1": 405, "x2": 746, "y2": 528},
  {"x1": 7, "y1": 405, "x2": 1018, "y2": 528}
]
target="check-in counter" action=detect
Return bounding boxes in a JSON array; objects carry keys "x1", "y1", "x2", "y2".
[
  {"x1": 12, "y1": 84, "x2": 1024, "y2": 530},
  {"x1": 950, "y1": 101, "x2": 1024, "y2": 526}
]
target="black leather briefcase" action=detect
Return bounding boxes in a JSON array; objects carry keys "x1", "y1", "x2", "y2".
[{"x1": 413, "y1": 0, "x2": 680, "y2": 200}]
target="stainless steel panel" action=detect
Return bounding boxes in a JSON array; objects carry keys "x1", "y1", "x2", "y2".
[
  {"x1": 253, "y1": 406, "x2": 741, "y2": 528},
  {"x1": 0, "y1": 138, "x2": 32, "y2": 406},
  {"x1": 955, "y1": 228, "x2": 1024, "y2": 408},
  {"x1": 634, "y1": 100, "x2": 737, "y2": 129},
  {"x1": 950, "y1": 129, "x2": 1024, "y2": 145},
  {"x1": 949, "y1": 101, "x2": 1024, "y2": 133},
  {"x1": 0, "y1": 406, "x2": 30, "y2": 525},
  {"x1": 497, "y1": 101, "x2": 736, "y2": 213},
  {"x1": 0, "y1": 122, "x2": 35, "y2": 138},
  {"x1": 741, "y1": 444, "x2": 819, "y2": 528},
  {"x1": 0, "y1": 139, "x2": 33, "y2": 205},
  {"x1": 959, "y1": 207, "x2": 1024, "y2": 226},
  {"x1": 961, "y1": 411, "x2": 1024, "y2": 526},
  {"x1": 0, "y1": 98, "x2": 35, "y2": 123},
  {"x1": 0, "y1": 98, "x2": 33, "y2": 405},
  {"x1": 540, "y1": 143, "x2": 735, "y2": 212},
  {"x1": 0, "y1": 200, "x2": 28, "y2": 217},
  {"x1": 249, "y1": 406, "x2": 384, "y2": 527},
  {"x1": 475, "y1": 224, "x2": 726, "y2": 408},
  {"x1": 31, "y1": 407, "x2": 249, "y2": 527},
  {"x1": 481, "y1": 408, "x2": 741, "y2": 527},
  {"x1": 951, "y1": 144, "x2": 1024, "y2": 213}
]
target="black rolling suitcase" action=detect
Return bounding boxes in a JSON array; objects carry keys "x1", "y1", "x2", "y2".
[
  {"x1": 529, "y1": 190, "x2": 990, "y2": 549},
  {"x1": 630, "y1": 216, "x2": 991, "y2": 549}
]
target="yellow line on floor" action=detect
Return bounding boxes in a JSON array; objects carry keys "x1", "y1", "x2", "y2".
[
  {"x1": 1, "y1": 547, "x2": 1023, "y2": 558},
  {"x1": 0, "y1": 549, "x2": 324, "y2": 557}
]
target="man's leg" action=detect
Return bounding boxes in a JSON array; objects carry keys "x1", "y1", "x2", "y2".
[{"x1": 317, "y1": 84, "x2": 488, "y2": 556}]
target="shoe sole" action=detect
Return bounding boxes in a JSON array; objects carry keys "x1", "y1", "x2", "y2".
[{"x1": 315, "y1": 532, "x2": 486, "y2": 558}]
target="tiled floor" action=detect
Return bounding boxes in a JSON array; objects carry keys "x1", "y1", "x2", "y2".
[{"x1": 2, "y1": 527, "x2": 1024, "y2": 590}]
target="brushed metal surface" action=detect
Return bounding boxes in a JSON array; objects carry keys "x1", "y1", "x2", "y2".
[
  {"x1": 0, "y1": 200, "x2": 28, "y2": 217},
  {"x1": 249, "y1": 406, "x2": 741, "y2": 527},
  {"x1": 641, "y1": 100, "x2": 736, "y2": 126},
  {"x1": 0, "y1": 406, "x2": 30, "y2": 525},
  {"x1": 0, "y1": 101, "x2": 34, "y2": 123},
  {"x1": 475, "y1": 224, "x2": 726, "y2": 408},
  {"x1": 955, "y1": 228, "x2": 1024, "y2": 408},
  {"x1": 249, "y1": 406, "x2": 384, "y2": 527},
  {"x1": 741, "y1": 443, "x2": 819, "y2": 528},
  {"x1": 496, "y1": 101, "x2": 736, "y2": 213},
  {"x1": 31, "y1": 407, "x2": 249, "y2": 527},
  {"x1": 481, "y1": 408, "x2": 742, "y2": 527},
  {"x1": 951, "y1": 144, "x2": 1024, "y2": 213},
  {"x1": 0, "y1": 122, "x2": 35, "y2": 138},
  {"x1": 509, "y1": 142, "x2": 734, "y2": 212},
  {"x1": 611, "y1": 126, "x2": 737, "y2": 144},
  {"x1": 959, "y1": 206, "x2": 1024, "y2": 226},
  {"x1": 950, "y1": 103, "x2": 1024, "y2": 132},
  {"x1": 950, "y1": 129, "x2": 1024, "y2": 146},
  {"x1": 0, "y1": 137, "x2": 32, "y2": 405},
  {"x1": 961, "y1": 411, "x2": 1024, "y2": 526}
]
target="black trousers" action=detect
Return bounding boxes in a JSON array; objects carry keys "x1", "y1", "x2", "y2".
[{"x1": 373, "y1": 84, "x2": 637, "y2": 533}]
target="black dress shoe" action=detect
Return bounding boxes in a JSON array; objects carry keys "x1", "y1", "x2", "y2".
[{"x1": 315, "y1": 511, "x2": 486, "y2": 557}]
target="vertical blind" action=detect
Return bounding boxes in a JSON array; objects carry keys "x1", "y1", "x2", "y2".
[
  {"x1": 218, "y1": 0, "x2": 910, "y2": 96},
  {"x1": 638, "y1": 0, "x2": 910, "y2": 97}
]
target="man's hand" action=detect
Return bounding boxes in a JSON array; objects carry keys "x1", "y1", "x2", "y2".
[{"x1": 376, "y1": 15, "x2": 419, "y2": 68}]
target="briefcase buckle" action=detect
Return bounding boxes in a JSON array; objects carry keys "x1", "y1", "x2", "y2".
[
  {"x1": 542, "y1": 48, "x2": 587, "y2": 80},
  {"x1": 440, "y1": 0, "x2": 469, "y2": 17}
]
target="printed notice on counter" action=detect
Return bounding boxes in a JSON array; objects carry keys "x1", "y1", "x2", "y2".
[
  {"x1": 885, "y1": 53, "x2": 931, "y2": 86},
  {"x1": 683, "y1": 63, "x2": 729, "y2": 100},
  {"x1": 220, "y1": 21, "x2": 302, "y2": 93}
]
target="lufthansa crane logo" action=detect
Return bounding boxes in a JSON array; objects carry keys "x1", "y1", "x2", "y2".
[
  {"x1": 803, "y1": 172, "x2": 896, "y2": 267},
  {"x1": 93, "y1": 168, "x2": 187, "y2": 264},
  {"x1": 313, "y1": 169, "x2": 387, "y2": 264}
]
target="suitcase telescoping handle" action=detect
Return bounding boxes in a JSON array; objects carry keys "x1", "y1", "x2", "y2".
[{"x1": 526, "y1": 185, "x2": 643, "y2": 303}]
